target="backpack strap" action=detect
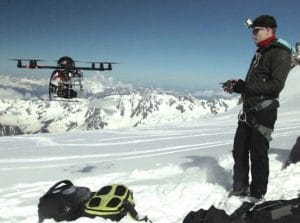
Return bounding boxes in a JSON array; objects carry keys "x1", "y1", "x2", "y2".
[
  {"x1": 276, "y1": 38, "x2": 296, "y2": 54},
  {"x1": 46, "y1": 180, "x2": 73, "y2": 195},
  {"x1": 119, "y1": 189, "x2": 153, "y2": 222},
  {"x1": 121, "y1": 201, "x2": 153, "y2": 223}
]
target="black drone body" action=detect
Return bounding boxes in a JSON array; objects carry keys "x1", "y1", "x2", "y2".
[{"x1": 12, "y1": 56, "x2": 115, "y2": 99}]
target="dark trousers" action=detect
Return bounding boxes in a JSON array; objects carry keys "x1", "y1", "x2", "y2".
[{"x1": 232, "y1": 109, "x2": 277, "y2": 197}]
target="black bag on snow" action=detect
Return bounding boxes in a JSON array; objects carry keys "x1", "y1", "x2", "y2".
[
  {"x1": 38, "y1": 180, "x2": 91, "y2": 223},
  {"x1": 183, "y1": 205, "x2": 231, "y2": 223},
  {"x1": 232, "y1": 197, "x2": 300, "y2": 223},
  {"x1": 183, "y1": 197, "x2": 300, "y2": 223}
]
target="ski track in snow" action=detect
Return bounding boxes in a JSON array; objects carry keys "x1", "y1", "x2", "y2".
[
  {"x1": 1, "y1": 119, "x2": 300, "y2": 223},
  {"x1": 0, "y1": 140, "x2": 232, "y2": 164}
]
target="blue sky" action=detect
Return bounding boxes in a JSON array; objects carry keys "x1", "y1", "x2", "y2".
[{"x1": 0, "y1": 0, "x2": 299, "y2": 91}]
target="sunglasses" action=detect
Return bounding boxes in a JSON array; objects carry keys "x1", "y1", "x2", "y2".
[{"x1": 252, "y1": 27, "x2": 265, "y2": 35}]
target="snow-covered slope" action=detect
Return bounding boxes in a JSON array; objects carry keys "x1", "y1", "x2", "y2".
[
  {"x1": 0, "y1": 74, "x2": 238, "y2": 135},
  {"x1": 0, "y1": 67, "x2": 299, "y2": 223},
  {"x1": 0, "y1": 66, "x2": 300, "y2": 223}
]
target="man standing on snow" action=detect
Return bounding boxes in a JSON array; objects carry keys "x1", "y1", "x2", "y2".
[{"x1": 223, "y1": 15, "x2": 292, "y2": 202}]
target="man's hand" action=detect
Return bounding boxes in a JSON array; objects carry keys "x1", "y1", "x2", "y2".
[
  {"x1": 232, "y1": 79, "x2": 246, "y2": 93},
  {"x1": 220, "y1": 79, "x2": 236, "y2": 94},
  {"x1": 221, "y1": 79, "x2": 246, "y2": 94}
]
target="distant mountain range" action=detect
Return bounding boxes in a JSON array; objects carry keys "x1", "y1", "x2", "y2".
[{"x1": 0, "y1": 74, "x2": 238, "y2": 136}]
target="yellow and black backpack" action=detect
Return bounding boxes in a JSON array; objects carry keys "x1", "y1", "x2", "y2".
[{"x1": 84, "y1": 184, "x2": 152, "y2": 222}]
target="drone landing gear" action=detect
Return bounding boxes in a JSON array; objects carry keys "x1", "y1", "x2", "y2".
[
  {"x1": 48, "y1": 69, "x2": 83, "y2": 101},
  {"x1": 49, "y1": 84, "x2": 77, "y2": 100}
]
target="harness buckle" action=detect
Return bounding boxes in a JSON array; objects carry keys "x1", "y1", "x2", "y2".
[{"x1": 238, "y1": 110, "x2": 247, "y2": 122}]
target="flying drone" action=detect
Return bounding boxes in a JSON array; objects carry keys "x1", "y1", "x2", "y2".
[{"x1": 11, "y1": 56, "x2": 116, "y2": 100}]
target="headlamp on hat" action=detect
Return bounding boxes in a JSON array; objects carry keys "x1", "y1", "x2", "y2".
[
  {"x1": 244, "y1": 15, "x2": 277, "y2": 29},
  {"x1": 245, "y1": 18, "x2": 253, "y2": 28}
]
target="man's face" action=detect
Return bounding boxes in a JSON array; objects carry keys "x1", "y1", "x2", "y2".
[{"x1": 251, "y1": 26, "x2": 273, "y2": 44}]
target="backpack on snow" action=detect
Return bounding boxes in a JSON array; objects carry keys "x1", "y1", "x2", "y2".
[
  {"x1": 183, "y1": 197, "x2": 300, "y2": 223},
  {"x1": 232, "y1": 197, "x2": 300, "y2": 223},
  {"x1": 38, "y1": 180, "x2": 151, "y2": 223},
  {"x1": 37, "y1": 180, "x2": 91, "y2": 223},
  {"x1": 183, "y1": 205, "x2": 231, "y2": 223},
  {"x1": 84, "y1": 184, "x2": 151, "y2": 222}
]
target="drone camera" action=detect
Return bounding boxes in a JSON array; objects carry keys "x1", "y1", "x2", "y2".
[
  {"x1": 29, "y1": 60, "x2": 37, "y2": 69},
  {"x1": 245, "y1": 18, "x2": 252, "y2": 28}
]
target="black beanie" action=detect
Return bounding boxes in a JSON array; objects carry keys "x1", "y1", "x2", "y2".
[{"x1": 251, "y1": 15, "x2": 277, "y2": 28}]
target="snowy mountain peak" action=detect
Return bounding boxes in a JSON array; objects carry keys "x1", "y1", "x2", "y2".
[
  {"x1": 0, "y1": 74, "x2": 238, "y2": 136},
  {"x1": 2, "y1": 64, "x2": 300, "y2": 136}
]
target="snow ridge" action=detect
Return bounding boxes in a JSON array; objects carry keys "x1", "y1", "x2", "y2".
[{"x1": 0, "y1": 74, "x2": 238, "y2": 135}]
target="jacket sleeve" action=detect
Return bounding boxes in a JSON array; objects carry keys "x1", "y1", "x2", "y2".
[{"x1": 246, "y1": 48, "x2": 291, "y2": 97}]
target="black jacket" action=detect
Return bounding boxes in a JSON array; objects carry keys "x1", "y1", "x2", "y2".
[{"x1": 243, "y1": 40, "x2": 291, "y2": 108}]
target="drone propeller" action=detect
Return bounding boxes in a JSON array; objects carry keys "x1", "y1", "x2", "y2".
[
  {"x1": 9, "y1": 58, "x2": 59, "y2": 69},
  {"x1": 75, "y1": 60, "x2": 118, "y2": 64},
  {"x1": 9, "y1": 58, "x2": 46, "y2": 68},
  {"x1": 74, "y1": 61, "x2": 118, "y2": 71},
  {"x1": 9, "y1": 58, "x2": 45, "y2": 62}
]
